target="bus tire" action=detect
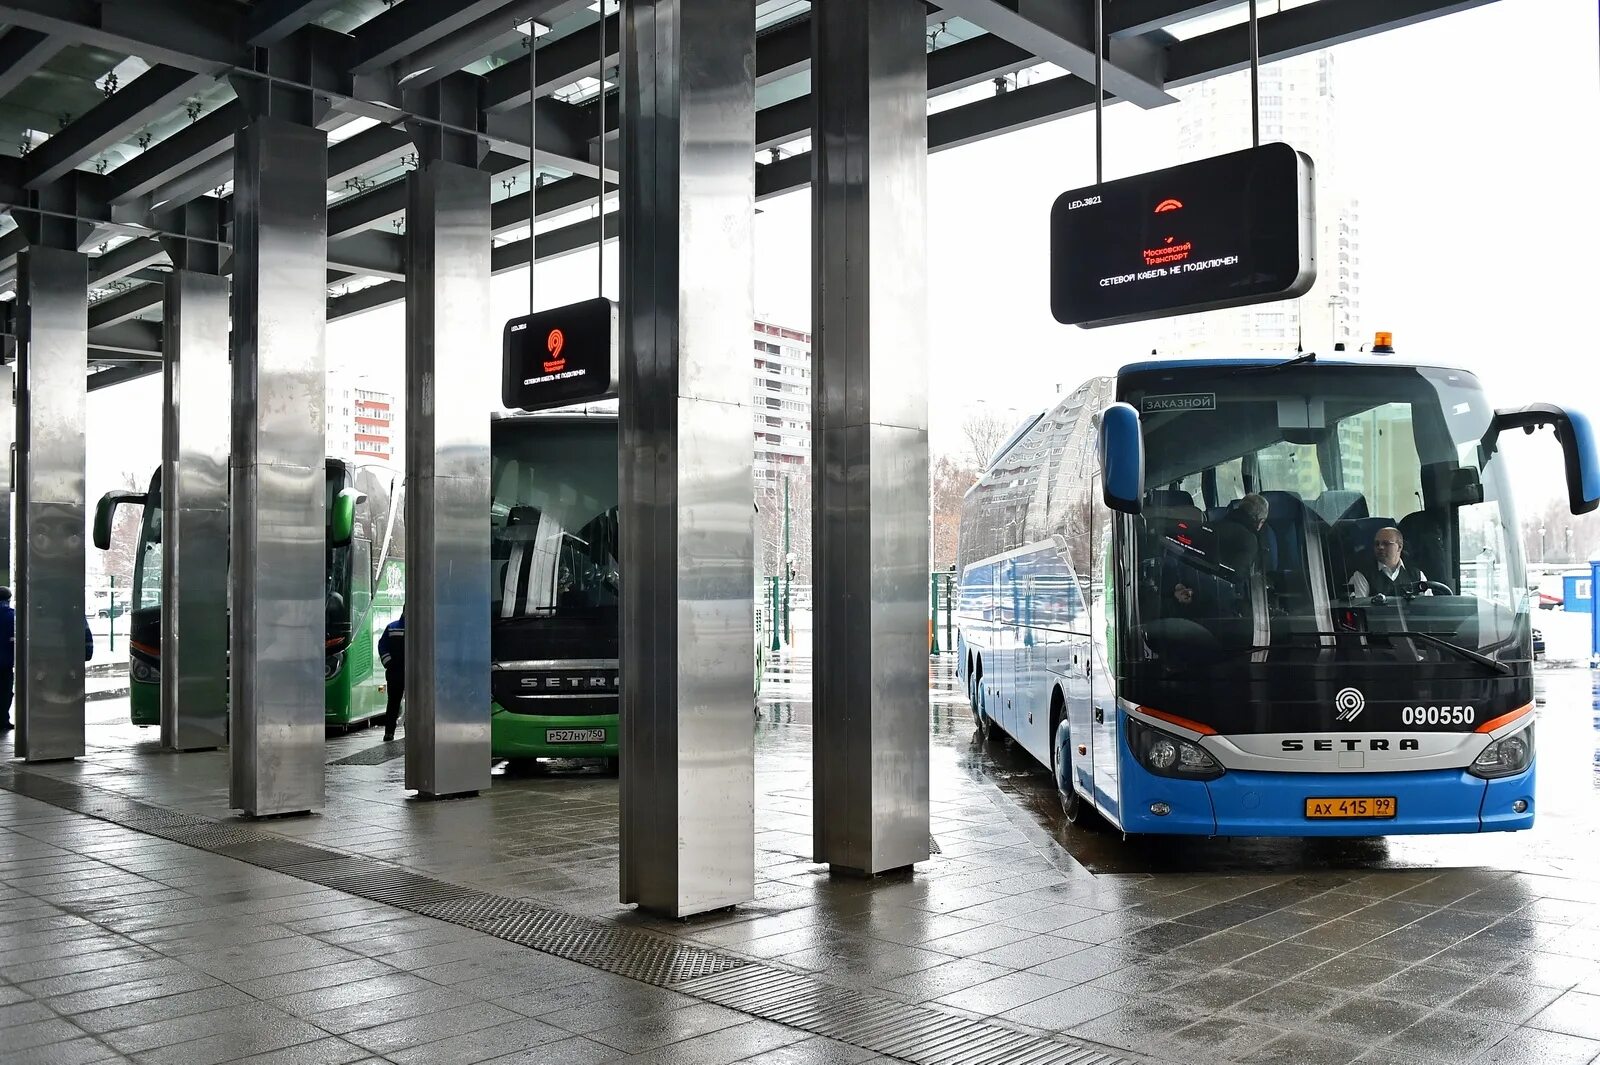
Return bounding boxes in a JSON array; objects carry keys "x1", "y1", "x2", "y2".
[
  {"x1": 1052, "y1": 698, "x2": 1100, "y2": 830},
  {"x1": 971, "y1": 666, "x2": 992, "y2": 742}
]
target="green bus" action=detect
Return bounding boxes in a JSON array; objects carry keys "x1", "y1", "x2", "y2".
[
  {"x1": 489, "y1": 411, "x2": 766, "y2": 764},
  {"x1": 93, "y1": 459, "x2": 399, "y2": 729}
]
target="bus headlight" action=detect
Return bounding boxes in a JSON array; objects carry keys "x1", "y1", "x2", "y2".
[
  {"x1": 131, "y1": 658, "x2": 158, "y2": 683},
  {"x1": 1128, "y1": 718, "x2": 1223, "y2": 781},
  {"x1": 325, "y1": 651, "x2": 345, "y2": 681},
  {"x1": 1471, "y1": 725, "x2": 1533, "y2": 779}
]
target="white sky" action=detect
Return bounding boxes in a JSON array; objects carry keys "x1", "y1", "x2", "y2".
[{"x1": 88, "y1": 0, "x2": 1600, "y2": 515}]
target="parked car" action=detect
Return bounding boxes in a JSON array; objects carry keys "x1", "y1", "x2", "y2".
[
  {"x1": 96, "y1": 602, "x2": 127, "y2": 619},
  {"x1": 1537, "y1": 592, "x2": 1563, "y2": 610},
  {"x1": 1532, "y1": 628, "x2": 1545, "y2": 659}
]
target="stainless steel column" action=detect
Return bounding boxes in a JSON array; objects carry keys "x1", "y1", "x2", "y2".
[
  {"x1": 229, "y1": 117, "x2": 328, "y2": 816},
  {"x1": 14, "y1": 247, "x2": 87, "y2": 762},
  {"x1": 619, "y1": 0, "x2": 758, "y2": 918},
  {"x1": 810, "y1": 0, "x2": 931, "y2": 876},
  {"x1": 403, "y1": 160, "x2": 492, "y2": 799},
  {"x1": 161, "y1": 271, "x2": 230, "y2": 752},
  {"x1": 0, "y1": 361, "x2": 13, "y2": 589}
]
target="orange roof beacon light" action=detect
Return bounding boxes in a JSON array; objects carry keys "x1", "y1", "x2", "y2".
[{"x1": 1371, "y1": 331, "x2": 1395, "y2": 354}]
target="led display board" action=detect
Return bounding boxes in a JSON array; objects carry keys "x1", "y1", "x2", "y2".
[
  {"x1": 1050, "y1": 142, "x2": 1316, "y2": 328},
  {"x1": 502, "y1": 297, "x2": 618, "y2": 411}
]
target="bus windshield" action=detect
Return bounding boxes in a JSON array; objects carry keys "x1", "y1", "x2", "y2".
[
  {"x1": 490, "y1": 419, "x2": 619, "y2": 620},
  {"x1": 1120, "y1": 362, "x2": 1526, "y2": 670}
]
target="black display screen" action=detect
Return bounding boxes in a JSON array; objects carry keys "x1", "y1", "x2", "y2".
[
  {"x1": 1050, "y1": 143, "x2": 1316, "y2": 328},
  {"x1": 501, "y1": 297, "x2": 618, "y2": 411}
]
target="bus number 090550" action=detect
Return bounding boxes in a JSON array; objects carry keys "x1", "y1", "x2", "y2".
[{"x1": 1400, "y1": 705, "x2": 1475, "y2": 726}]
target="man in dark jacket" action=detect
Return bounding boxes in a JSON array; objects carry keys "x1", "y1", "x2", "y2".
[{"x1": 378, "y1": 609, "x2": 404, "y2": 742}]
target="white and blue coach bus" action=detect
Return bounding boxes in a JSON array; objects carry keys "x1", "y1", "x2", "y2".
[{"x1": 955, "y1": 348, "x2": 1597, "y2": 836}]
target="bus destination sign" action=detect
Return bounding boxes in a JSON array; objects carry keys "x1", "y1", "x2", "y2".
[
  {"x1": 1050, "y1": 142, "x2": 1317, "y2": 328},
  {"x1": 502, "y1": 297, "x2": 618, "y2": 411}
]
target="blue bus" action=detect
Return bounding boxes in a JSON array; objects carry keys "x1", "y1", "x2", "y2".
[{"x1": 955, "y1": 351, "x2": 1597, "y2": 836}]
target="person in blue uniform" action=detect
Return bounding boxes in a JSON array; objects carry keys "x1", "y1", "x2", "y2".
[
  {"x1": 378, "y1": 609, "x2": 404, "y2": 742},
  {"x1": 0, "y1": 588, "x2": 92, "y2": 731}
]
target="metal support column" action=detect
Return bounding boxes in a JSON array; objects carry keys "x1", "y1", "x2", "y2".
[
  {"x1": 160, "y1": 270, "x2": 230, "y2": 751},
  {"x1": 0, "y1": 359, "x2": 12, "y2": 589},
  {"x1": 402, "y1": 73, "x2": 493, "y2": 799},
  {"x1": 228, "y1": 116, "x2": 328, "y2": 816},
  {"x1": 619, "y1": 0, "x2": 758, "y2": 918},
  {"x1": 810, "y1": 0, "x2": 931, "y2": 877},
  {"x1": 14, "y1": 247, "x2": 88, "y2": 762}
]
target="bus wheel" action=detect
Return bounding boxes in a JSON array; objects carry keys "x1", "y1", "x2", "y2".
[
  {"x1": 973, "y1": 680, "x2": 993, "y2": 742},
  {"x1": 1052, "y1": 710, "x2": 1099, "y2": 829}
]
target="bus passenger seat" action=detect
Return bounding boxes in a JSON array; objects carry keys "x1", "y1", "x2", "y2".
[
  {"x1": 1313, "y1": 490, "x2": 1368, "y2": 524},
  {"x1": 1261, "y1": 491, "x2": 1308, "y2": 582},
  {"x1": 1399, "y1": 510, "x2": 1451, "y2": 589}
]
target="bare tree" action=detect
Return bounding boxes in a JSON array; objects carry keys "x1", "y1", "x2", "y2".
[
  {"x1": 961, "y1": 409, "x2": 1014, "y2": 471},
  {"x1": 100, "y1": 470, "x2": 147, "y2": 585},
  {"x1": 1520, "y1": 495, "x2": 1600, "y2": 565},
  {"x1": 930, "y1": 455, "x2": 979, "y2": 569}
]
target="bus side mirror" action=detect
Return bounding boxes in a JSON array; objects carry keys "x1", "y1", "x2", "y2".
[
  {"x1": 93, "y1": 491, "x2": 146, "y2": 551},
  {"x1": 1488, "y1": 404, "x2": 1600, "y2": 515},
  {"x1": 1099, "y1": 402, "x2": 1144, "y2": 515},
  {"x1": 331, "y1": 488, "x2": 358, "y2": 547}
]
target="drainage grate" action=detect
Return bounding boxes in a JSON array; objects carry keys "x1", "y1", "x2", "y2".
[
  {"x1": 534, "y1": 926, "x2": 751, "y2": 985},
  {"x1": 476, "y1": 907, "x2": 601, "y2": 944},
  {"x1": 215, "y1": 838, "x2": 345, "y2": 870},
  {"x1": 284, "y1": 858, "x2": 478, "y2": 909},
  {"x1": 679, "y1": 966, "x2": 1128, "y2": 1065},
  {"x1": 0, "y1": 767, "x2": 1140, "y2": 1065},
  {"x1": 414, "y1": 894, "x2": 548, "y2": 929},
  {"x1": 151, "y1": 822, "x2": 276, "y2": 849},
  {"x1": 122, "y1": 809, "x2": 214, "y2": 830},
  {"x1": 329, "y1": 741, "x2": 406, "y2": 766}
]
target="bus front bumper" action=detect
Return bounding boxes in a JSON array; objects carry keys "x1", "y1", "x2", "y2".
[
  {"x1": 491, "y1": 702, "x2": 618, "y2": 759},
  {"x1": 1118, "y1": 762, "x2": 1535, "y2": 837}
]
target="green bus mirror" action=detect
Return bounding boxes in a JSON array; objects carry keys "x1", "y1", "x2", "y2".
[
  {"x1": 331, "y1": 488, "x2": 358, "y2": 547},
  {"x1": 93, "y1": 491, "x2": 146, "y2": 551}
]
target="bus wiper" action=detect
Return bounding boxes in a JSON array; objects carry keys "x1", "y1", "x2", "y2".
[
  {"x1": 1229, "y1": 351, "x2": 1316, "y2": 376},
  {"x1": 1380, "y1": 630, "x2": 1513, "y2": 676}
]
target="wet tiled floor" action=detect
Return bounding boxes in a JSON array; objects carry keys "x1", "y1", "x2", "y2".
[{"x1": 2, "y1": 655, "x2": 1599, "y2": 1065}]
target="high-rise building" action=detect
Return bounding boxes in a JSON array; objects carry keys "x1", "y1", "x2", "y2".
[
  {"x1": 1162, "y1": 51, "x2": 1361, "y2": 356},
  {"x1": 752, "y1": 319, "x2": 811, "y2": 483},
  {"x1": 325, "y1": 370, "x2": 397, "y2": 464}
]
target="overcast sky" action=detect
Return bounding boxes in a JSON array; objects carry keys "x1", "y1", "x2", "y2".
[{"x1": 88, "y1": 0, "x2": 1599, "y2": 515}]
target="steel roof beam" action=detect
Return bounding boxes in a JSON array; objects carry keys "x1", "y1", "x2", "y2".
[
  {"x1": 1165, "y1": 0, "x2": 1497, "y2": 84},
  {"x1": 932, "y1": 0, "x2": 1173, "y2": 107},
  {"x1": 483, "y1": 11, "x2": 619, "y2": 112},
  {"x1": 89, "y1": 238, "x2": 167, "y2": 284},
  {"x1": 246, "y1": 0, "x2": 348, "y2": 47},
  {"x1": 325, "y1": 229, "x2": 404, "y2": 280},
  {"x1": 395, "y1": 0, "x2": 571, "y2": 89},
  {"x1": 353, "y1": 0, "x2": 525, "y2": 74},
  {"x1": 87, "y1": 318, "x2": 161, "y2": 356},
  {"x1": 106, "y1": 102, "x2": 242, "y2": 206},
  {"x1": 1109, "y1": 0, "x2": 1238, "y2": 39},
  {"x1": 23, "y1": 66, "x2": 214, "y2": 189},
  {"x1": 89, "y1": 363, "x2": 163, "y2": 390},
  {"x1": 0, "y1": 27, "x2": 65, "y2": 99},
  {"x1": 88, "y1": 281, "x2": 162, "y2": 330},
  {"x1": 329, "y1": 124, "x2": 415, "y2": 186},
  {"x1": 0, "y1": 0, "x2": 242, "y2": 75}
]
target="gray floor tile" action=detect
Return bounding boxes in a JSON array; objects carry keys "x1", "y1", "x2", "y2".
[
  {"x1": 1469, "y1": 1026, "x2": 1600, "y2": 1065},
  {"x1": 478, "y1": 1035, "x2": 624, "y2": 1064},
  {"x1": 932, "y1": 970, "x2": 1073, "y2": 1015},
  {"x1": 342, "y1": 1001, "x2": 525, "y2": 1056},
  {"x1": 217, "y1": 1037, "x2": 373, "y2": 1065},
  {"x1": 386, "y1": 1017, "x2": 570, "y2": 1065},
  {"x1": 1530, "y1": 990, "x2": 1600, "y2": 1041}
]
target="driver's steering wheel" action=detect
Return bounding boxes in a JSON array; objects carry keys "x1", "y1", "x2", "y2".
[{"x1": 1406, "y1": 580, "x2": 1454, "y2": 597}]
